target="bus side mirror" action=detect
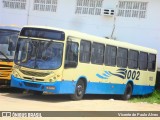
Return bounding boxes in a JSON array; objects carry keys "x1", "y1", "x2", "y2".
[{"x1": 64, "y1": 61, "x2": 77, "y2": 68}]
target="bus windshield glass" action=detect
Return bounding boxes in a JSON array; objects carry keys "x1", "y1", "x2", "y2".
[
  {"x1": 14, "y1": 38, "x2": 63, "y2": 70},
  {"x1": 0, "y1": 29, "x2": 19, "y2": 61}
]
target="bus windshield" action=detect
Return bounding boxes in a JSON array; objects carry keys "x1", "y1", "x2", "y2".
[
  {"x1": 14, "y1": 38, "x2": 63, "y2": 70},
  {"x1": 0, "y1": 29, "x2": 19, "y2": 61}
]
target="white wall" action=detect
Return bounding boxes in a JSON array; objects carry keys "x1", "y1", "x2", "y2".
[
  {"x1": 0, "y1": 0, "x2": 160, "y2": 67},
  {"x1": 114, "y1": 0, "x2": 160, "y2": 68},
  {"x1": 0, "y1": 1, "x2": 2, "y2": 24},
  {"x1": 0, "y1": 1, "x2": 28, "y2": 25}
]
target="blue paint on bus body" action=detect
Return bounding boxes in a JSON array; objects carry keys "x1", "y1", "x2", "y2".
[{"x1": 11, "y1": 75, "x2": 154, "y2": 95}]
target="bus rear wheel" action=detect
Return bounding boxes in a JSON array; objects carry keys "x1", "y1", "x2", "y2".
[
  {"x1": 70, "y1": 80, "x2": 85, "y2": 100},
  {"x1": 122, "y1": 83, "x2": 133, "y2": 100}
]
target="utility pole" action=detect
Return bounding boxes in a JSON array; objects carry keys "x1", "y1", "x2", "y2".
[
  {"x1": 26, "y1": 0, "x2": 30, "y2": 25},
  {"x1": 110, "y1": 14, "x2": 116, "y2": 39},
  {"x1": 110, "y1": 4, "x2": 118, "y2": 40}
]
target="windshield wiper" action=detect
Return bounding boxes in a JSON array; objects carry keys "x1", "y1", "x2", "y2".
[
  {"x1": 26, "y1": 37, "x2": 39, "y2": 69},
  {"x1": 0, "y1": 51, "x2": 10, "y2": 62}
]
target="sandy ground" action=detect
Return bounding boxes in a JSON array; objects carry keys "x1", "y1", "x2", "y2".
[{"x1": 0, "y1": 88, "x2": 160, "y2": 120}]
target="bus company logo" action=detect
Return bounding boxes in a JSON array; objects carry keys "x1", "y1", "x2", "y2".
[
  {"x1": 96, "y1": 69, "x2": 127, "y2": 80},
  {"x1": 31, "y1": 77, "x2": 36, "y2": 81},
  {"x1": 2, "y1": 112, "x2": 11, "y2": 117},
  {"x1": 96, "y1": 69, "x2": 140, "y2": 80}
]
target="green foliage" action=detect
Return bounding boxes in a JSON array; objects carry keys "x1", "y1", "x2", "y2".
[{"x1": 130, "y1": 90, "x2": 160, "y2": 104}]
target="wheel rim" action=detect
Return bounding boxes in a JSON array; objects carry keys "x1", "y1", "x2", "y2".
[
  {"x1": 126, "y1": 85, "x2": 132, "y2": 98},
  {"x1": 77, "y1": 84, "x2": 84, "y2": 96}
]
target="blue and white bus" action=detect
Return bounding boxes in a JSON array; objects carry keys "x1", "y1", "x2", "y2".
[{"x1": 11, "y1": 26, "x2": 157, "y2": 100}]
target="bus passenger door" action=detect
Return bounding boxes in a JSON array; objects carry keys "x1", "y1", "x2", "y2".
[{"x1": 62, "y1": 37, "x2": 80, "y2": 84}]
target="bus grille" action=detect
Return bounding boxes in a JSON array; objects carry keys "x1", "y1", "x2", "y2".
[
  {"x1": 24, "y1": 82, "x2": 41, "y2": 88},
  {"x1": 0, "y1": 65, "x2": 12, "y2": 70},
  {"x1": 23, "y1": 77, "x2": 44, "y2": 81},
  {"x1": 20, "y1": 70, "x2": 50, "y2": 77}
]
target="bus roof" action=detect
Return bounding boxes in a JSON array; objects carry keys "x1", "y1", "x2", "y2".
[
  {"x1": 0, "y1": 25, "x2": 21, "y2": 32},
  {"x1": 22, "y1": 25, "x2": 157, "y2": 54}
]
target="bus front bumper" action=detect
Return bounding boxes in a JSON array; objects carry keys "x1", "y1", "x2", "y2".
[{"x1": 11, "y1": 75, "x2": 76, "y2": 94}]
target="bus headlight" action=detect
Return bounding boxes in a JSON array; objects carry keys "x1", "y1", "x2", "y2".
[
  {"x1": 47, "y1": 75, "x2": 58, "y2": 82},
  {"x1": 49, "y1": 79, "x2": 53, "y2": 82},
  {"x1": 49, "y1": 77, "x2": 57, "y2": 82}
]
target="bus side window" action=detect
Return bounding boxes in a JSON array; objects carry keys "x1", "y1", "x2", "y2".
[
  {"x1": 91, "y1": 42, "x2": 105, "y2": 65},
  {"x1": 128, "y1": 50, "x2": 139, "y2": 69},
  {"x1": 105, "y1": 45, "x2": 117, "y2": 66},
  {"x1": 65, "y1": 41, "x2": 79, "y2": 68},
  {"x1": 139, "y1": 52, "x2": 148, "y2": 70},
  {"x1": 80, "y1": 40, "x2": 91, "y2": 63},
  {"x1": 117, "y1": 48, "x2": 128, "y2": 68},
  {"x1": 148, "y1": 54, "x2": 156, "y2": 71}
]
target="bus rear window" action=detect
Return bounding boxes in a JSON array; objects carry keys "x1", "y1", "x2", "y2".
[
  {"x1": 148, "y1": 54, "x2": 156, "y2": 71},
  {"x1": 20, "y1": 28, "x2": 65, "y2": 41}
]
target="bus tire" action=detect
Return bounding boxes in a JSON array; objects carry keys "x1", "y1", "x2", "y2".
[
  {"x1": 122, "y1": 83, "x2": 132, "y2": 100},
  {"x1": 70, "y1": 80, "x2": 85, "y2": 100}
]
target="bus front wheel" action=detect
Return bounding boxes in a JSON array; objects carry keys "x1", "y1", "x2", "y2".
[
  {"x1": 70, "y1": 80, "x2": 85, "y2": 100},
  {"x1": 122, "y1": 83, "x2": 133, "y2": 100}
]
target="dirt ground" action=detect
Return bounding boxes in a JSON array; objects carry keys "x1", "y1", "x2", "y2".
[{"x1": 0, "y1": 88, "x2": 160, "y2": 120}]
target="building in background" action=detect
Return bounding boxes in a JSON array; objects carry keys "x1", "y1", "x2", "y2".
[{"x1": 0, "y1": 0, "x2": 159, "y2": 68}]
